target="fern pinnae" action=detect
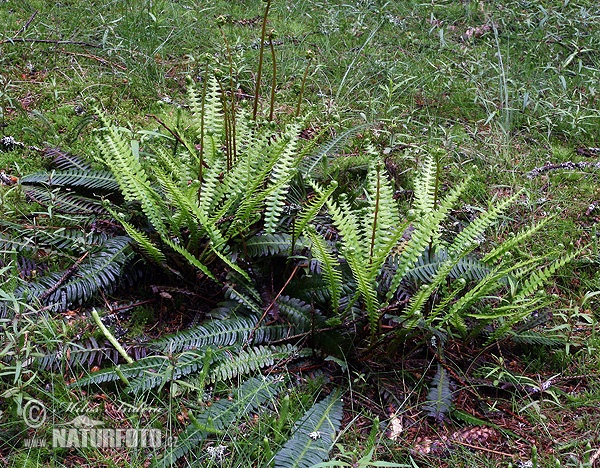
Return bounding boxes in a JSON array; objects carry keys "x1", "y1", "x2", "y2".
[
  {"x1": 385, "y1": 177, "x2": 470, "y2": 305},
  {"x1": 274, "y1": 390, "x2": 344, "y2": 468},
  {"x1": 423, "y1": 364, "x2": 453, "y2": 422},
  {"x1": 293, "y1": 180, "x2": 338, "y2": 238},
  {"x1": 513, "y1": 249, "x2": 580, "y2": 300},
  {"x1": 447, "y1": 191, "x2": 521, "y2": 258},
  {"x1": 21, "y1": 169, "x2": 119, "y2": 191},
  {"x1": 412, "y1": 154, "x2": 437, "y2": 215},
  {"x1": 105, "y1": 207, "x2": 166, "y2": 264},
  {"x1": 307, "y1": 227, "x2": 343, "y2": 313},
  {"x1": 483, "y1": 217, "x2": 553, "y2": 263}
]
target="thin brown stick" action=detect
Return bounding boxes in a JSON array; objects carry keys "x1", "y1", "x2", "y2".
[
  {"x1": 452, "y1": 440, "x2": 516, "y2": 458},
  {"x1": 147, "y1": 114, "x2": 209, "y2": 168},
  {"x1": 247, "y1": 263, "x2": 301, "y2": 344},
  {"x1": 0, "y1": 37, "x2": 102, "y2": 47},
  {"x1": 12, "y1": 10, "x2": 38, "y2": 40},
  {"x1": 38, "y1": 251, "x2": 89, "y2": 302},
  {"x1": 62, "y1": 50, "x2": 127, "y2": 71}
]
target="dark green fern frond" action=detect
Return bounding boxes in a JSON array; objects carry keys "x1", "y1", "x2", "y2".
[
  {"x1": 150, "y1": 314, "x2": 302, "y2": 353},
  {"x1": 507, "y1": 330, "x2": 566, "y2": 347},
  {"x1": 44, "y1": 147, "x2": 92, "y2": 170},
  {"x1": 423, "y1": 364, "x2": 453, "y2": 422},
  {"x1": 209, "y1": 344, "x2": 305, "y2": 383},
  {"x1": 69, "y1": 355, "x2": 172, "y2": 388},
  {"x1": 17, "y1": 236, "x2": 134, "y2": 311},
  {"x1": 36, "y1": 336, "x2": 120, "y2": 371},
  {"x1": 245, "y1": 233, "x2": 306, "y2": 257},
  {"x1": 274, "y1": 390, "x2": 344, "y2": 468},
  {"x1": 300, "y1": 124, "x2": 371, "y2": 177},
  {"x1": 25, "y1": 187, "x2": 105, "y2": 214},
  {"x1": 404, "y1": 248, "x2": 494, "y2": 284},
  {"x1": 21, "y1": 169, "x2": 119, "y2": 191},
  {"x1": 156, "y1": 375, "x2": 282, "y2": 467},
  {"x1": 277, "y1": 295, "x2": 326, "y2": 330}
]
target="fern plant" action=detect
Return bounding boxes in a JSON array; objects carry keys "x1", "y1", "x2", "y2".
[{"x1": 298, "y1": 153, "x2": 578, "y2": 349}]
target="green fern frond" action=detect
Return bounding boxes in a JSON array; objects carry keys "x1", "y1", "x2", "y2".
[
  {"x1": 45, "y1": 147, "x2": 92, "y2": 170},
  {"x1": 17, "y1": 236, "x2": 134, "y2": 311},
  {"x1": 69, "y1": 355, "x2": 172, "y2": 388},
  {"x1": 209, "y1": 344, "x2": 303, "y2": 383},
  {"x1": 151, "y1": 309, "x2": 304, "y2": 355},
  {"x1": 112, "y1": 215, "x2": 166, "y2": 265},
  {"x1": 514, "y1": 250, "x2": 580, "y2": 300},
  {"x1": 412, "y1": 154, "x2": 437, "y2": 215},
  {"x1": 405, "y1": 249, "x2": 493, "y2": 284},
  {"x1": 385, "y1": 177, "x2": 470, "y2": 305},
  {"x1": 277, "y1": 295, "x2": 326, "y2": 329},
  {"x1": 293, "y1": 180, "x2": 338, "y2": 239},
  {"x1": 507, "y1": 330, "x2": 565, "y2": 347},
  {"x1": 245, "y1": 233, "x2": 307, "y2": 257},
  {"x1": 264, "y1": 126, "x2": 301, "y2": 234},
  {"x1": 274, "y1": 391, "x2": 344, "y2": 468},
  {"x1": 447, "y1": 191, "x2": 521, "y2": 258},
  {"x1": 306, "y1": 228, "x2": 343, "y2": 313},
  {"x1": 95, "y1": 113, "x2": 169, "y2": 238},
  {"x1": 483, "y1": 217, "x2": 552, "y2": 263},
  {"x1": 363, "y1": 159, "x2": 400, "y2": 263}
]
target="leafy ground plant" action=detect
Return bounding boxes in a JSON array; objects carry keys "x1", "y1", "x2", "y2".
[{"x1": 1, "y1": 0, "x2": 599, "y2": 466}]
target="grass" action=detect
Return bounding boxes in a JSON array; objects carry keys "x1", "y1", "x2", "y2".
[{"x1": 1, "y1": 0, "x2": 600, "y2": 466}]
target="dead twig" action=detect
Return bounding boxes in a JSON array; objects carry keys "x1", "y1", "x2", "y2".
[
  {"x1": 38, "y1": 252, "x2": 89, "y2": 302},
  {"x1": 12, "y1": 10, "x2": 38, "y2": 40},
  {"x1": 147, "y1": 114, "x2": 210, "y2": 169},
  {"x1": 0, "y1": 37, "x2": 102, "y2": 48},
  {"x1": 246, "y1": 263, "x2": 301, "y2": 345},
  {"x1": 62, "y1": 50, "x2": 127, "y2": 71}
]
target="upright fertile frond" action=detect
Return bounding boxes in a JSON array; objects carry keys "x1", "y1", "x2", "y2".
[
  {"x1": 363, "y1": 159, "x2": 399, "y2": 262},
  {"x1": 197, "y1": 76, "x2": 225, "y2": 165},
  {"x1": 95, "y1": 115, "x2": 168, "y2": 238},
  {"x1": 274, "y1": 391, "x2": 344, "y2": 468},
  {"x1": 264, "y1": 126, "x2": 301, "y2": 234},
  {"x1": 326, "y1": 195, "x2": 364, "y2": 259}
]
